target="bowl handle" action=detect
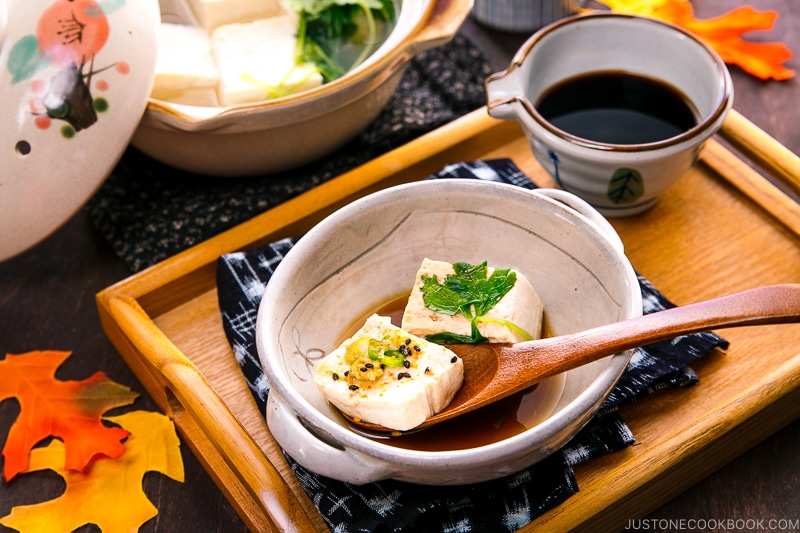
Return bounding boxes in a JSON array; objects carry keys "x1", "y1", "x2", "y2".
[
  {"x1": 534, "y1": 189, "x2": 625, "y2": 253},
  {"x1": 267, "y1": 393, "x2": 397, "y2": 485},
  {"x1": 407, "y1": 0, "x2": 474, "y2": 54}
]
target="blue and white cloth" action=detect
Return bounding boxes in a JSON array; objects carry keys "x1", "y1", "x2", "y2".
[{"x1": 216, "y1": 159, "x2": 729, "y2": 532}]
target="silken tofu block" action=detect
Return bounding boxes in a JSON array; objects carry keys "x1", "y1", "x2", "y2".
[
  {"x1": 314, "y1": 314, "x2": 464, "y2": 431},
  {"x1": 211, "y1": 16, "x2": 323, "y2": 106},
  {"x1": 187, "y1": 0, "x2": 285, "y2": 31},
  {"x1": 402, "y1": 258, "x2": 544, "y2": 343},
  {"x1": 152, "y1": 23, "x2": 220, "y2": 106}
]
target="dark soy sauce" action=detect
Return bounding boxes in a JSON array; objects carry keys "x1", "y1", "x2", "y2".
[
  {"x1": 536, "y1": 71, "x2": 699, "y2": 145},
  {"x1": 344, "y1": 296, "x2": 563, "y2": 451}
]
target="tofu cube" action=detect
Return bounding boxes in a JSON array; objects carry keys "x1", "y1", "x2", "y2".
[
  {"x1": 152, "y1": 23, "x2": 220, "y2": 106},
  {"x1": 402, "y1": 258, "x2": 544, "y2": 343},
  {"x1": 186, "y1": 0, "x2": 285, "y2": 31},
  {"x1": 211, "y1": 15, "x2": 323, "y2": 106},
  {"x1": 314, "y1": 315, "x2": 464, "y2": 431}
]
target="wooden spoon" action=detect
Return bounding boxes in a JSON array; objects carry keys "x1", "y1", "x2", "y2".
[{"x1": 346, "y1": 284, "x2": 800, "y2": 433}]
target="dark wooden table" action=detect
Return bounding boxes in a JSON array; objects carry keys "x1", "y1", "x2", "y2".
[{"x1": 2, "y1": 1, "x2": 798, "y2": 531}]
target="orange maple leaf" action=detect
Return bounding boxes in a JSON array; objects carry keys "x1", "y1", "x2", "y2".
[
  {"x1": 594, "y1": 0, "x2": 795, "y2": 80},
  {"x1": 0, "y1": 351, "x2": 138, "y2": 481},
  {"x1": 0, "y1": 411, "x2": 185, "y2": 533}
]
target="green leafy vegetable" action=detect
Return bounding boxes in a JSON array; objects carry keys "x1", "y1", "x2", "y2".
[
  {"x1": 345, "y1": 336, "x2": 406, "y2": 367},
  {"x1": 286, "y1": 0, "x2": 395, "y2": 82},
  {"x1": 421, "y1": 262, "x2": 534, "y2": 344}
]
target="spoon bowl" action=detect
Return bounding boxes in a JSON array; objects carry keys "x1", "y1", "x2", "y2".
[{"x1": 346, "y1": 284, "x2": 800, "y2": 433}]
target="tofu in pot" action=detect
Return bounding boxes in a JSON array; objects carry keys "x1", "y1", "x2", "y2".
[
  {"x1": 314, "y1": 314, "x2": 464, "y2": 431},
  {"x1": 402, "y1": 258, "x2": 544, "y2": 343},
  {"x1": 186, "y1": 0, "x2": 285, "y2": 31},
  {"x1": 211, "y1": 15, "x2": 323, "y2": 106},
  {"x1": 152, "y1": 23, "x2": 220, "y2": 106}
]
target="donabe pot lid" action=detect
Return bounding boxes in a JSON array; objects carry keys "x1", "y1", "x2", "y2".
[{"x1": 1, "y1": 0, "x2": 160, "y2": 261}]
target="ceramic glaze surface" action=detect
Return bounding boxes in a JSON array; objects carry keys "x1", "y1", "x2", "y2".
[
  {"x1": 1, "y1": 0, "x2": 159, "y2": 261},
  {"x1": 256, "y1": 180, "x2": 641, "y2": 485},
  {"x1": 486, "y1": 13, "x2": 733, "y2": 217},
  {"x1": 133, "y1": 0, "x2": 473, "y2": 176},
  {"x1": 472, "y1": 0, "x2": 581, "y2": 33}
]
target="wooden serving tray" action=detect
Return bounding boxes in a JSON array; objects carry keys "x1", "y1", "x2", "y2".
[{"x1": 97, "y1": 108, "x2": 800, "y2": 533}]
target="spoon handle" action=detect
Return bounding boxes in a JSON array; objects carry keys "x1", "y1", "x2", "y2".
[
  {"x1": 513, "y1": 283, "x2": 800, "y2": 380},
  {"x1": 356, "y1": 284, "x2": 800, "y2": 432}
]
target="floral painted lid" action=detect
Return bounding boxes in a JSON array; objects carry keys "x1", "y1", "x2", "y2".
[{"x1": 1, "y1": 0, "x2": 159, "y2": 261}]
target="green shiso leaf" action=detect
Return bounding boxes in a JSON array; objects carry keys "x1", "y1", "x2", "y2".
[
  {"x1": 420, "y1": 261, "x2": 534, "y2": 344},
  {"x1": 286, "y1": 0, "x2": 395, "y2": 83}
]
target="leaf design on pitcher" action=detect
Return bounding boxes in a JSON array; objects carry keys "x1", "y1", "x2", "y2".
[{"x1": 608, "y1": 168, "x2": 645, "y2": 204}]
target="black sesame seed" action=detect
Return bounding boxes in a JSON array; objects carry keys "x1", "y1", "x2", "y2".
[
  {"x1": 450, "y1": 356, "x2": 457, "y2": 363},
  {"x1": 397, "y1": 374, "x2": 404, "y2": 380},
  {"x1": 414, "y1": 345, "x2": 421, "y2": 352},
  {"x1": 403, "y1": 360, "x2": 410, "y2": 368},
  {"x1": 344, "y1": 371, "x2": 350, "y2": 377},
  {"x1": 332, "y1": 373, "x2": 339, "y2": 381},
  {"x1": 365, "y1": 363, "x2": 374, "y2": 368},
  {"x1": 360, "y1": 367, "x2": 368, "y2": 372},
  {"x1": 402, "y1": 372, "x2": 411, "y2": 379},
  {"x1": 349, "y1": 384, "x2": 359, "y2": 391},
  {"x1": 405, "y1": 338, "x2": 411, "y2": 345},
  {"x1": 424, "y1": 367, "x2": 431, "y2": 374}
]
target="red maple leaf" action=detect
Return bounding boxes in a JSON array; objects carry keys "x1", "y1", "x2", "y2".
[
  {"x1": 0, "y1": 351, "x2": 138, "y2": 481},
  {"x1": 594, "y1": 0, "x2": 795, "y2": 80}
]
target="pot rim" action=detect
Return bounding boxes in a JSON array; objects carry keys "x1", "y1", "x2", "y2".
[{"x1": 144, "y1": 0, "x2": 471, "y2": 130}]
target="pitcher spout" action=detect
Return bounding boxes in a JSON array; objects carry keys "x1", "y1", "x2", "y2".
[{"x1": 485, "y1": 69, "x2": 525, "y2": 121}]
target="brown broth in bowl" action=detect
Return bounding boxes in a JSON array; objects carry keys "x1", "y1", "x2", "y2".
[{"x1": 342, "y1": 295, "x2": 565, "y2": 451}]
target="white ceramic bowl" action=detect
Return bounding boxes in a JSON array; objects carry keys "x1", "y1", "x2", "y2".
[
  {"x1": 256, "y1": 179, "x2": 641, "y2": 485},
  {"x1": 1, "y1": 0, "x2": 159, "y2": 261},
  {"x1": 132, "y1": 0, "x2": 473, "y2": 177}
]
